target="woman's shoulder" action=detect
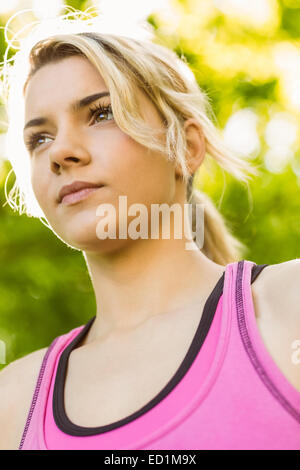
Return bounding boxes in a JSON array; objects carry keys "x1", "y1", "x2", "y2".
[
  {"x1": 251, "y1": 258, "x2": 300, "y2": 317},
  {"x1": 250, "y1": 258, "x2": 300, "y2": 394},
  {"x1": 0, "y1": 346, "x2": 49, "y2": 449},
  {"x1": 255, "y1": 257, "x2": 300, "y2": 279},
  {"x1": 0, "y1": 345, "x2": 49, "y2": 389}
]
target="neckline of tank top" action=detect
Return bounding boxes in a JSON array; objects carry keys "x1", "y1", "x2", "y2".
[
  {"x1": 52, "y1": 267, "x2": 227, "y2": 436},
  {"x1": 52, "y1": 260, "x2": 269, "y2": 437}
]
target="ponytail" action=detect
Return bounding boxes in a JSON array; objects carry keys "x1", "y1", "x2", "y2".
[{"x1": 187, "y1": 164, "x2": 250, "y2": 265}]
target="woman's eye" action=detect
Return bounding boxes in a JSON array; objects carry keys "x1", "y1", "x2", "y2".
[
  {"x1": 90, "y1": 104, "x2": 114, "y2": 124},
  {"x1": 25, "y1": 104, "x2": 114, "y2": 152},
  {"x1": 25, "y1": 134, "x2": 52, "y2": 152},
  {"x1": 37, "y1": 136, "x2": 51, "y2": 145}
]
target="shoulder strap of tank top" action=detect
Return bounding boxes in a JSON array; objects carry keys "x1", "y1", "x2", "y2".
[
  {"x1": 18, "y1": 324, "x2": 86, "y2": 450},
  {"x1": 250, "y1": 262, "x2": 269, "y2": 284},
  {"x1": 236, "y1": 259, "x2": 300, "y2": 424}
]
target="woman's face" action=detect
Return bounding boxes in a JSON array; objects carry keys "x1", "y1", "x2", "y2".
[{"x1": 23, "y1": 55, "x2": 179, "y2": 253}]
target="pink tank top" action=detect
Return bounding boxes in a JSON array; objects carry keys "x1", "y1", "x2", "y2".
[{"x1": 18, "y1": 260, "x2": 300, "y2": 450}]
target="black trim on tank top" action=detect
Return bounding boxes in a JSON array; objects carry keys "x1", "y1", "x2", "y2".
[
  {"x1": 52, "y1": 261, "x2": 269, "y2": 437},
  {"x1": 251, "y1": 263, "x2": 269, "y2": 284}
]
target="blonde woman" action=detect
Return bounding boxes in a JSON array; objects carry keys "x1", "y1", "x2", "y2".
[{"x1": 0, "y1": 17, "x2": 299, "y2": 450}]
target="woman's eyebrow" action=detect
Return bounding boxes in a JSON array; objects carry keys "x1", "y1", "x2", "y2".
[{"x1": 23, "y1": 91, "x2": 110, "y2": 132}]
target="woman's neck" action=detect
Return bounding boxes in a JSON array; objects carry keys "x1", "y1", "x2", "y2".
[{"x1": 82, "y1": 236, "x2": 224, "y2": 345}]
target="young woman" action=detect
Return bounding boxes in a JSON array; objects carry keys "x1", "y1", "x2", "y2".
[{"x1": 0, "y1": 18, "x2": 299, "y2": 450}]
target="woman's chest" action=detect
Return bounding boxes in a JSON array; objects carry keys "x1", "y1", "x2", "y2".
[
  {"x1": 58, "y1": 274, "x2": 300, "y2": 430},
  {"x1": 63, "y1": 308, "x2": 203, "y2": 428}
]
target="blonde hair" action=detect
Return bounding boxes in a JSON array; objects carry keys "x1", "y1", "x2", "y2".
[{"x1": 1, "y1": 12, "x2": 260, "y2": 265}]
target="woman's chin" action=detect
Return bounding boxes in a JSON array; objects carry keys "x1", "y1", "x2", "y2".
[
  {"x1": 68, "y1": 236, "x2": 133, "y2": 255},
  {"x1": 54, "y1": 219, "x2": 132, "y2": 254}
]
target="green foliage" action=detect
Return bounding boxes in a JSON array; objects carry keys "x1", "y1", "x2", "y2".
[
  {"x1": 280, "y1": 2, "x2": 300, "y2": 38},
  {"x1": 0, "y1": 166, "x2": 95, "y2": 370},
  {"x1": 63, "y1": 0, "x2": 89, "y2": 13}
]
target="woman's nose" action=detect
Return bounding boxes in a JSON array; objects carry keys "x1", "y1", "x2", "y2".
[{"x1": 49, "y1": 134, "x2": 91, "y2": 173}]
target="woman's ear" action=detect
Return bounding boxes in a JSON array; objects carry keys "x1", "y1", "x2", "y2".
[{"x1": 175, "y1": 118, "x2": 206, "y2": 179}]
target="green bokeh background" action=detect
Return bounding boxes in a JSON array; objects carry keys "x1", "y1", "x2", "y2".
[{"x1": 0, "y1": 0, "x2": 299, "y2": 368}]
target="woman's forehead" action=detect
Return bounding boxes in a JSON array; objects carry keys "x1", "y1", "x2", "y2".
[
  {"x1": 24, "y1": 54, "x2": 163, "y2": 129},
  {"x1": 24, "y1": 56, "x2": 108, "y2": 111},
  {"x1": 26, "y1": 56, "x2": 106, "y2": 93}
]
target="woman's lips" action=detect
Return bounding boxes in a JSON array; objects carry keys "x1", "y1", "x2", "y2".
[{"x1": 61, "y1": 186, "x2": 102, "y2": 205}]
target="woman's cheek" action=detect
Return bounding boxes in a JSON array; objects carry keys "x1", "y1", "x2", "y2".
[{"x1": 31, "y1": 167, "x2": 50, "y2": 211}]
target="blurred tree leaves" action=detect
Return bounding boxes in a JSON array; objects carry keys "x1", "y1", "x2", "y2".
[
  {"x1": 0, "y1": 168, "x2": 95, "y2": 370},
  {"x1": 280, "y1": 0, "x2": 300, "y2": 38}
]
